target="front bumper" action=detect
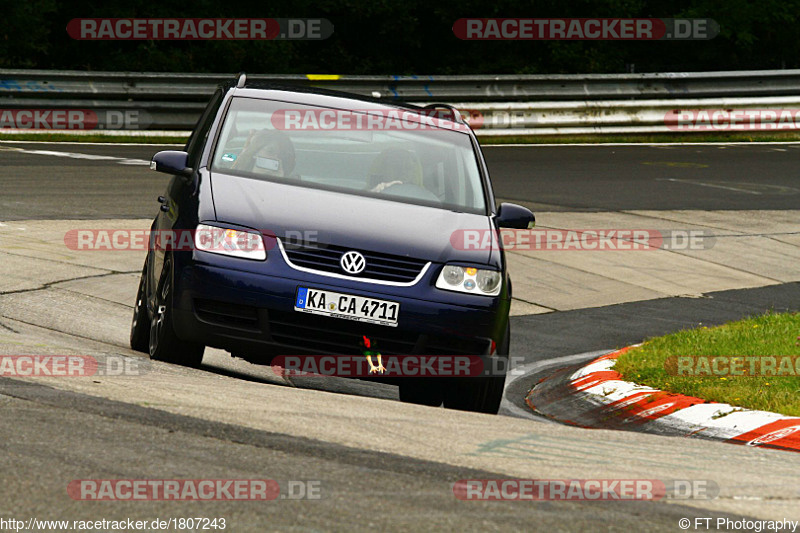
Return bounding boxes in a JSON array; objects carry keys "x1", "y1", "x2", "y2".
[{"x1": 171, "y1": 259, "x2": 509, "y2": 361}]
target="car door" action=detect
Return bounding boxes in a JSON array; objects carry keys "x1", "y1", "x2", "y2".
[{"x1": 148, "y1": 88, "x2": 225, "y2": 305}]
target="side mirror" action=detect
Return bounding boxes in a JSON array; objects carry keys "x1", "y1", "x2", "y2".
[
  {"x1": 496, "y1": 203, "x2": 535, "y2": 229},
  {"x1": 150, "y1": 151, "x2": 192, "y2": 178}
]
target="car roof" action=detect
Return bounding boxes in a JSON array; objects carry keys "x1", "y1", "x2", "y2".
[{"x1": 227, "y1": 84, "x2": 470, "y2": 134}]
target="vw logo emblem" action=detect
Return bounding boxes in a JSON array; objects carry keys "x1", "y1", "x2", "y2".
[{"x1": 340, "y1": 251, "x2": 366, "y2": 274}]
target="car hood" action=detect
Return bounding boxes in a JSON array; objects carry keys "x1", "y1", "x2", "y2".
[{"x1": 209, "y1": 172, "x2": 492, "y2": 264}]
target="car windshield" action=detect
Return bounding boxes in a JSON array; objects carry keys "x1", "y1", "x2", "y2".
[{"x1": 210, "y1": 96, "x2": 487, "y2": 214}]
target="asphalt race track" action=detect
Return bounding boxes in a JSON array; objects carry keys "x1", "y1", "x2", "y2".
[
  {"x1": 485, "y1": 144, "x2": 800, "y2": 211},
  {"x1": 2, "y1": 141, "x2": 800, "y2": 531},
  {"x1": 2, "y1": 142, "x2": 800, "y2": 219}
]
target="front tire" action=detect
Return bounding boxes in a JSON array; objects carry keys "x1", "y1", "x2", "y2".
[
  {"x1": 442, "y1": 323, "x2": 510, "y2": 414},
  {"x1": 148, "y1": 255, "x2": 204, "y2": 367}
]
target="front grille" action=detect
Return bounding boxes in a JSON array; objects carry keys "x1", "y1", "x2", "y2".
[
  {"x1": 191, "y1": 299, "x2": 491, "y2": 355},
  {"x1": 195, "y1": 299, "x2": 260, "y2": 331},
  {"x1": 268, "y1": 310, "x2": 489, "y2": 356},
  {"x1": 282, "y1": 240, "x2": 428, "y2": 283}
]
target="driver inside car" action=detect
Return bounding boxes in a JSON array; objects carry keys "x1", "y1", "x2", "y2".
[
  {"x1": 233, "y1": 129, "x2": 296, "y2": 178},
  {"x1": 367, "y1": 148, "x2": 424, "y2": 193}
]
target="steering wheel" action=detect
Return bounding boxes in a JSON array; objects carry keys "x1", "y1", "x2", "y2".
[{"x1": 380, "y1": 182, "x2": 441, "y2": 203}]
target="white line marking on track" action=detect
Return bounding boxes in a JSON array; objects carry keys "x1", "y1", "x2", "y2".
[
  {"x1": 657, "y1": 177, "x2": 764, "y2": 195},
  {"x1": 0, "y1": 140, "x2": 184, "y2": 147},
  {"x1": 499, "y1": 398, "x2": 550, "y2": 420},
  {"x1": 505, "y1": 350, "x2": 614, "y2": 388},
  {"x1": 500, "y1": 350, "x2": 613, "y2": 420},
  {"x1": 0, "y1": 145, "x2": 149, "y2": 165}
]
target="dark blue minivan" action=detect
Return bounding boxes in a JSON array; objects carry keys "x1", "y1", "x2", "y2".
[{"x1": 130, "y1": 75, "x2": 534, "y2": 413}]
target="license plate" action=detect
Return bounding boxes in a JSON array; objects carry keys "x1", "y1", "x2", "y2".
[{"x1": 294, "y1": 287, "x2": 399, "y2": 327}]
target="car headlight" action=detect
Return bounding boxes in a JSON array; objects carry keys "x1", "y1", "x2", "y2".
[
  {"x1": 194, "y1": 224, "x2": 266, "y2": 261},
  {"x1": 435, "y1": 265, "x2": 502, "y2": 296}
]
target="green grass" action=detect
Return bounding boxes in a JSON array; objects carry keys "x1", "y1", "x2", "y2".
[
  {"x1": 615, "y1": 312, "x2": 800, "y2": 417},
  {"x1": 0, "y1": 132, "x2": 189, "y2": 144}
]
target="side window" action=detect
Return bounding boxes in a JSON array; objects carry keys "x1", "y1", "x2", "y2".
[{"x1": 186, "y1": 89, "x2": 224, "y2": 168}]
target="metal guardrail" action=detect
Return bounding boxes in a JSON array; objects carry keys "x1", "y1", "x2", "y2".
[
  {"x1": 456, "y1": 95, "x2": 800, "y2": 135},
  {"x1": 2, "y1": 69, "x2": 800, "y2": 136}
]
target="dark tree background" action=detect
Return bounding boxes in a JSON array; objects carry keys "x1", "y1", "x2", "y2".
[{"x1": 2, "y1": 0, "x2": 798, "y2": 73}]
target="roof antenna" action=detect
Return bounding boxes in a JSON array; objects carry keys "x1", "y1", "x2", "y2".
[{"x1": 236, "y1": 72, "x2": 247, "y2": 88}]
